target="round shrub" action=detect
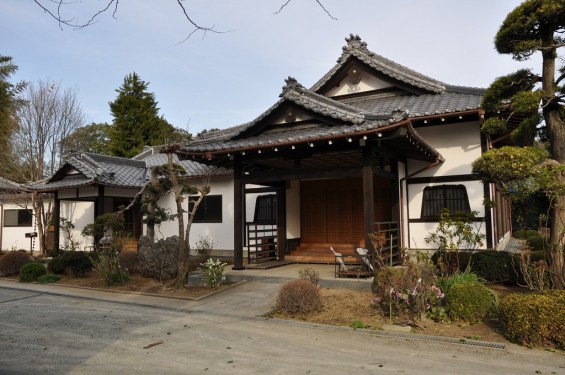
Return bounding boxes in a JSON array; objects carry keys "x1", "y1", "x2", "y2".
[
  {"x1": 118, "y1": 251, "x2": 138, "y2": 273},
  {"x1": 499, "y1": 290, "x2": 565, "y2": 348},
  {"x1": 526, "y1": 235, "x2": 545, "y2": 251},
  {"x1": 444, "y1": 281, "x2": 498, "y2": 322},
  {"x1": 47, "y1": 256, "x2": 65, "y2": 274},
  {"x1": 276, "y1": 279, "x2": 322, "y2": 314},
  {"x1": 48, "y1": 251, "x2": 93, "y2": 277},
  {"x1": 37, "y1": 274, "x2": 60, "y2": 284},
  {"x1": 19, "y1": 263, "x2": 46, "y2": 282},
  {"x1": 513, "y1": 229, "x2": 527, "y2": 239},
  {"x1": 525, "y1": 229, "x2": 539, "y2": 238},
  {"x1": 0, "y1": 251, "x2": 33, "y2": 276},
  {"x1": 470, "y1": 251, "x2": 516, "y2": 284}
]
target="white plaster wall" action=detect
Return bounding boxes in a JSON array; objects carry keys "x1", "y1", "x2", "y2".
[
  {"x1": 408, "y1": 121, "x2": 482, "y2": 177},
  {"x1": 326, "y1": 72, "x2": 392, "y2": 97},
  {"x1": 59, "y1": 201, "x2": 95, "y2": 250},
  {"x1": 1, "y1": 202, "x2": 35, "y2": 251},
  {"x1": 404, "y1": 121, "x2": 487, "y2": 250},
  {"x1": 147, "y1": 176, "x2": 235, "y2": 251},
  {"x1": 406, "y1": 180, "x2": 487, "y2": 250}
]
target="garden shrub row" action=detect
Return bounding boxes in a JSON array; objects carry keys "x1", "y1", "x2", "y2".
[
  {"x1": 432, "y1": 250, "x2": 550, "y2": 284},
  {"x1": 499, "y1": 290, "x2": 565, "y2": 349},
  {"x1": 0, "y1": 251, "x2": 34, "y2": 276},
  {"x1": 47, "y1": 251, "x2": 93, "y2": 277}
]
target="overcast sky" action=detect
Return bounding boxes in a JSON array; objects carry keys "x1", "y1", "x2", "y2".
[{"x1": 2, "y1": 0, "x2": 531, "y2": 135}]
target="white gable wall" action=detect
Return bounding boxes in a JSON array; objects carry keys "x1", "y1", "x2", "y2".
[
  {"x1": 404, "y1": 121, "x2": 488, "y2": 249},
  {"x1": 325, "y1": 69, "x2": 393, "y2": 97}
]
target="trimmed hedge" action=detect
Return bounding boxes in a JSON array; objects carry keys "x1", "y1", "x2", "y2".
[
  {"x1": 431, "y1": 251, "x2": 472, "y2": 274},
  {"x1": 526, "y1": 235, "x2": 545, "y2": 251},
  {"x1": 444, "y1": 281, "x2": 498, "y2": 323},
  {"x1": 19, "y1": 263, "x2": 47, "y2": 282},
  {"x1": 499, "y1": 290, "x2": 565, "y2": 348},
  {"x1": 47, "y1": 251, "x2": 93, "y2": 277},
  {"x1": 512, "y1": 229, "x2": 527, "y2": 239},
  {"x1": 470, "y1": 251, "x2": 518, "y2": 284}
]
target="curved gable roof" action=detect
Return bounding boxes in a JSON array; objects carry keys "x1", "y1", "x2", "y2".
[{"x1": 311, "y1": 34, "x2": 447, "y2": 95}]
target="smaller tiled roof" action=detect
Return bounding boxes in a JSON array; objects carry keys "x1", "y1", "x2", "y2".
[
  {"x1": 0, "y1": 176, "x2": 22, "y2": 191},
  {"x1": 142, "y1": 151, "x2": 232, "y2": 177},
  {"x1": 30, "y1": 153, "x2": 148, "y2": 192}
]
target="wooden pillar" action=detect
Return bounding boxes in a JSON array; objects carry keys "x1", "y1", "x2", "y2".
[
  {"x1": 362, "y1": 146, "x2": 375, "y2": 254},
  {"x1": 233, "y1": 156, "x2": 245, "y2": 270},
  {"x1": 53, "y1": 191, "x2": 60, "y2": 251},
  {"x1": 276, "y1": 185, "x2": 287, "y2": 260},
  {"x1": 94, "y1": 185, "x2": 104, "y2": 247}
]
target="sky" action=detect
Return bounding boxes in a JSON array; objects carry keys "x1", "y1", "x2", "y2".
[{"x1": 2, "y1": 0, "x2": 534, "y2": 136}]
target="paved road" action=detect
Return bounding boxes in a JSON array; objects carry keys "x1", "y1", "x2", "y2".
[{"x1": 0, "y1": 281, "x2": 564, "y2": 374}]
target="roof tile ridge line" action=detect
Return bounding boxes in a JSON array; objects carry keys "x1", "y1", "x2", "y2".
[
  {"x1": 351, "y1": 49, "x2": 446, "y2": 92},
  {"x1": 283, "y1": 85, "x2": 366, "y2": 120},
  {"x1": 79, "y1": 153, "x2": 106, "y2": 176}
]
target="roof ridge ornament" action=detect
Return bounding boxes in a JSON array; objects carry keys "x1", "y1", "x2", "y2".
[
  {"x1": 389, "y1": 108, "x2": 410, "y2": 123},
  {"x1": 280, "y1": 76, "x2": 305, "y2": 98},
  {"x1": 338, "y1": 34, "x2": 371, "y2": 63}
]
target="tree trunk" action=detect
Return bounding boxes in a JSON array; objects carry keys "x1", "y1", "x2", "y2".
[
  {"x1": 541, "y1": 30, "x2": 565, "y2": 289},
  {"x1": 145, "y1": 168, "x2": 159, "y2": 242}
]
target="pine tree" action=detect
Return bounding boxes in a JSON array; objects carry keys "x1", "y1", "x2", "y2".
[
  {"x1": 0, "y1": 55, "x2": 25, "y2": 181},
  {"x1": 108, "y1": 72, "x2": 183, "y2": 158}
]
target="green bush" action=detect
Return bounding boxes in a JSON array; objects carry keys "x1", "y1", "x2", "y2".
[
  {"x1": 48, "y1": 251, "x2": 93, "y2": 277},
  {"x1": 526, "y1": 235, "x2": 545, "y2": 251},
  {"x1": 499, "y1": 290, "x2": 565, "y2": 348},
  {"x1": 47, "y1": 256, "x2": 65, "y2": 274},
  {"x1": 444, "y1": 281, "x2": 498, "y2": 323},
  {"x1": 525, "y1": 229, "x2": 539, "y2": 238},
  {"x1": 0, "y1": 251, "x2": 33, "y2": 276},
  {"x1": 37, "y1": 274, "x2": 60, "y2": 284},
  {"x1": 437, "y1": 270, "x2": 483, "y2": 294},
  {"x1": 200, "y1": 258, "x2": 227, "y2": 288},
  {"x1": 513, "y1": 229, "x2": 527, "y2": 239},
  {"x1": 530, "y1": 250, "x2": 547, "y2": 263},
  {"x1": 470, "y1": 251, "x2": 517, "y2": 284},
  {"x1": 276, "y1": 279, "x2": 322, "y2": 314},
  {"x1": 19, "y1": 263, "x2": 47, "y2": 282}
]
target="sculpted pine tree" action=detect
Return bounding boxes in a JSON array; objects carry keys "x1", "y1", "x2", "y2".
[
  {"x1": 108, "y1": 73, "x2": 183, "y2": 158},
  {"x1": 480, "y1": 0, "x2": 565, "y2": 288}
]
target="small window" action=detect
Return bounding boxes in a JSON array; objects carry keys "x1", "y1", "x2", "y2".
[
  {"x1": 253, "y1": 194, "x2": 276, "y2": 224},
  {"x1": 190, "y1": 195, "x2": 222, "y2": 223},
  {"x1": 4, "y1": 209, "x2": 33, "y2": 227},
  {"x1": 421, "y1": 185, "x2": 470, "y2": 219}
]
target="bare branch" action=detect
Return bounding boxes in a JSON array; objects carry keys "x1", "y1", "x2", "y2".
[
  {"x1": 275, "y1": 0, "x2": 337, "y2": 20},
  {"x1": 174, "y1": 0, "x2": 232, "y2": 43}
]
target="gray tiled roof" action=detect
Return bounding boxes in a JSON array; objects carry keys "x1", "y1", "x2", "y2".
[
  {"x1": 342, "y1": 91, "x2": 482, "y2": 118},
  {"x1": 180, "y1": 35, "x2": 483, "y2": 157},
  {"x1": 30, "y1": 153, "x2": 148, "y2": 191},
  {"x1": 0, "y1": 176, "x2": 22, "y2": 191},
  {"x1": 143, "y1": 152, "x2": 232, "y2": 177}
]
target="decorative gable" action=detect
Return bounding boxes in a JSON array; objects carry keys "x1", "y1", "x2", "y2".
[{"x1": 312, "y1": 34, "x2": 446, "y2": 98}]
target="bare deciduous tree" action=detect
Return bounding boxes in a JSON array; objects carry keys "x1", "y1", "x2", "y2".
[
  {"x1": 13, "y1": 80, "x2": 85, "y2": 255},
  {"x1": 32, "y1": 0, "x2": 334, "y2": 42}
]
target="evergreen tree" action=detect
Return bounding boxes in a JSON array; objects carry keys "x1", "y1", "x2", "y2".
[
  {"x1": 108, "y1": 72, "x2": 185, "y2": 158},
  {"x1": 479, "y1": 0, "x2": 565, "y2": 288},
  {"x1": 61, "y1": 122, "x2": 112, "y2": 155},
  {"x1": 0, "y1": 55, "x2": 25, "y2": 181}
]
